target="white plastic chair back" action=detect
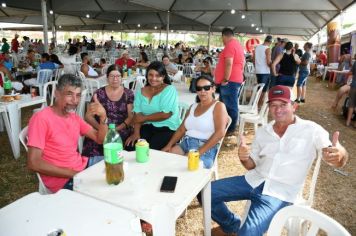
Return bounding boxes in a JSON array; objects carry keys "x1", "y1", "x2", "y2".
[
  {"x1": 237, "y1": 81, "x2": 246, "y2": 102},
  {"x1": 35, "y1": 69, "x2": 53, "y2": 96},
  {"x1": 19, "y1": 126, "x2": 52, "y2": 195},
  {"x1": 76, "y1": 89, "x2": 88, "y2": 119},
  {"x1": 178, "y1": 102, "x2": 189, "y2": 121},
  {"x1": 183, "y1": 63, "x2": 194, "y2": 77},
  {"x1": 212, "y1": 116, "x2": 231, "y2": 180},
  {"x1": 131, "y1": 76, "x2": 146, "y2": 94},
  {"x1": 267, "y1": 205, "x2": 351, "y2": 236},
  {"x1": 239, "y1": 83, "x2": 265, "y2": 115},
  {"x1": 53, "y1": 68, "x2": 64, "y2": 81},
  {"x1": 176, "y1": 64, "x2": 184, "y2": 71},
  {"x1": 101, "y1": 65, "x2": 109, "y2": 75}
]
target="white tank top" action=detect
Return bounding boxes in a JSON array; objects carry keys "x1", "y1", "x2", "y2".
[
  {"x1": 255, "y1": 44, "x2": 270, "y2": 74},
  {"x1": 184, "y1": 101, "x2": 217, "y2": 140}
]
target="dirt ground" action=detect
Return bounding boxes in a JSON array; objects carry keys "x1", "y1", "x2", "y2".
[{"x1": 0, "y1": 77, "x2": 355, "y2": 235}]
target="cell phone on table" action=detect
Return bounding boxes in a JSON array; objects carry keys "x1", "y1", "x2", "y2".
[{"x1": 160, "y1": 176, "x2": 178, "y2": 193}]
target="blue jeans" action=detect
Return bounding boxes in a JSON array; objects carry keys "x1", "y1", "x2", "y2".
[
  {"x1": 276, "y1": 74, "x2": 296, "y2": 87},
  {"x1": 63, "y1": 156, "x2": 104, "y2": 190},
  {"x1": 179, "y1": 136, "x2": 218, "y2": 168},
  {"x1": 219, "y1": 81, "x2": 241, "y2": 132},
  {"x1": 211, "y1": 176, "x2": 291, "y2": 236},
  {"x1": 296, "y1": 70, "x2": 309, "y2": 87},
  {"x1": 256, "y1": 74, "x2": 271, "y2": 92}
]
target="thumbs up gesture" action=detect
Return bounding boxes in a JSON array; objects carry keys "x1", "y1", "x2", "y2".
[
  {"x1": 238, "y1": 135, "x2": 250, "y2": 162},
  {"x1": 88, "y1": 94, "x2": 106, "y2": 119},
  {"x1": 322, "y1": 131, "x2": 344, "y2": 167}
]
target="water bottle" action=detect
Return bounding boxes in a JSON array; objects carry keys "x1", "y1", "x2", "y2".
[
  {"x1": 103, "y1": 123, "x2": 124, "y2": 185},
  {"x1": 3, "y1": 75, "x2": 12, "y2": 95}
]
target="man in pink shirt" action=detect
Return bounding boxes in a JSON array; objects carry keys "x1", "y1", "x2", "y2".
[
  {"x1": 215, "y1": 28, "x2": 245, "y2": 134},
  {"x1": 27, "y1": 74, "x2": 108, "y2": 193}
]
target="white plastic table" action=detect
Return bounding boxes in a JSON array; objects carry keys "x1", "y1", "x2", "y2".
[
  {"x1": 74, "y1": 150, "x2": 212, "y2": 236},
  {"x1": 0, "y1": 94, "x2": 46, "y2": 159},
  {"x1": 0, "y1": 189, "x2": 142, "y2": 236}
]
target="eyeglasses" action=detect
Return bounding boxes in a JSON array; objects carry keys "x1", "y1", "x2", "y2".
[
  {"x1": 196, "y1": 85, "x2": 213, "y2": 91},
  {"x1": 108, "y1": 74, "x2": 121, "y2": 79}
]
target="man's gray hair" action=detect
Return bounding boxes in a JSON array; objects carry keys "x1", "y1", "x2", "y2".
[{"x1": 57, "y1": 74, "x2": 82, "y2": 91}]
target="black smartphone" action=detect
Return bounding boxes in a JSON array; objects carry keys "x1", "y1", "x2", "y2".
[{"x1": 160, "y1": 176, "x2": 178, "y2": 193}]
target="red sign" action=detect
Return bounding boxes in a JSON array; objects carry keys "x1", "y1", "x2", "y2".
[{"x1": 245, "y1": 38, "x2": 260, "y2": 53}]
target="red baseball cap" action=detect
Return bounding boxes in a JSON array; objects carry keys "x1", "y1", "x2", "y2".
[{"x1": 268, "y1": 85, "x2": 292, "y2": 103}]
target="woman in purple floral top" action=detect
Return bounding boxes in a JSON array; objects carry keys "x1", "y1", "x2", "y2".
[{"x1": 82, "y1": 64, "x2": 134, "y2": 157}]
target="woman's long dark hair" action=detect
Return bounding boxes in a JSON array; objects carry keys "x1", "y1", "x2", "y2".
[
  {"x1": 195, "y1": 75, "x2": 215, "y2": 103},
  {"x1": 145, "y1": 61, "x2": 171, "y2": 86},
  {"x1": 140, "y1": 51, "x2": 149, "y2": 62}
]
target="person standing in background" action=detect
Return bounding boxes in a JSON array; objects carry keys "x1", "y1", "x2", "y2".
[
  {"x1": 11, "y1": 34, "x2": 20, "y2": 53},
  {"x1": 214, "y1": 28, "x2": 244, "y2": 135},
  {"x1": 295, "y1": 42, "x2": 313, "y2": 103},
  {"x1": 254, "y1": 35, "x2": 273, "y2": 105}
]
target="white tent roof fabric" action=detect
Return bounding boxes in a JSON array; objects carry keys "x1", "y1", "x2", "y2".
[{"x1": 0, "y1": 0, "x2": 354, "y2": 39}]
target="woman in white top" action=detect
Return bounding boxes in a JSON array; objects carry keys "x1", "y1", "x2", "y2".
[
  {"x1": 162, "y1": 75, "x2": 229, "y2": 168},
  {"x1": 80, "y1": 52, "x2": 99, "y2": 78}
]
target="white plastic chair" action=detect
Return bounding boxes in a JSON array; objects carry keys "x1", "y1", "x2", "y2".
[
  {"x1": 240, "y1": 151, "x2": 323, "y2": 233},
  {"x1": 178, "y1": 102, "x2": 190, "y2": 121},
  {"x1": 78, "y1": 72, "x2": 100, "y2": 102},
  {"x1": 76, "y1": 89, "x2": 88, "y2": 153},
  {"x1": 32, "y1": 69, "x2": 54, "y2": 96},
  {"x1": 238, "y1": 93, "x2": 269, "y2": 138},
  {"x1": 33, "y1": 81, "x2": 57, "y2": 113},
  {"x1": 239, "y1": 83, "x2": 265, "y2": 115},
  {"x1": 268, "y1": 205, "x2": 351, "y2": 236},
  {"x1": 131, "y1": 76, "x2": 146, "y2": 94},
  {"x1": 212, "y1": 116, "x2": 231, "y2": 180},
  {"x1": 53, "y1": 68, "x2": 64, "y2": 81},
  {"x1": 183, "y1": 63, "x2": 194, "y2": 77},
  {"x1": 19, "y1": 126, "x2": 52, "y2": 195}
]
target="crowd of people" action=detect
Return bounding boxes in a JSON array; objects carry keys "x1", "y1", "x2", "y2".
[{"x1": 0, "y1": 28, "x2": 353, "y2": 236}]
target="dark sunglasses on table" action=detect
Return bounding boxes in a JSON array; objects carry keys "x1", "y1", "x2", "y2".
[{"x1": 196, "y1": 85, "x2": 213, "y2": 91}]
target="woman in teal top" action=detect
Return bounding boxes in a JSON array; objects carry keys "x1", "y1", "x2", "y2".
[{"x1": 125, "y1": 61, "x2": 181, "y2": 150}]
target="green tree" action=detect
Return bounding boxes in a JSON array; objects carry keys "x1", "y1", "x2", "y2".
[{"x1": 143, "y1": 33, "x2": 154, "y2": 45}]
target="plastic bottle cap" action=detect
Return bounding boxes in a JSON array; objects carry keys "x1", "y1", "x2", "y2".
[{"x1": 108, "y1": 123, "x2": 115, "y2": 129}]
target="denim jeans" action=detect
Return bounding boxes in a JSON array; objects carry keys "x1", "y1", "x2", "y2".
[
  {"x1": 256, "y1": 74, "x2": 271, "y2": 92},
  {"x1": 276, "y1": 74, "x2": 296, "y2": 87},
  {"x1": 211, "y1": 176, "x2": 291, "y2": 236},
  {"x1": 269, "y1": 75, "x2": 277, "y2": 89},
  {"x1": 219, "y1": 81, "x2": 241, "y2": 132},
  {"x1": 296, "y1": 70, "x2": 309, "y2": 87},
  {"x1": 63, "y1": 156, "x2": 104, "y2": 190},
  {"x1": 179, "y1": 136, "x2": 218, "y2": 169}
]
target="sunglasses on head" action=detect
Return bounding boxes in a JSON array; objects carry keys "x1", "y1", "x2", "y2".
[{"x1": 196, "y1": 85, "x2": 213, "y2": 91}]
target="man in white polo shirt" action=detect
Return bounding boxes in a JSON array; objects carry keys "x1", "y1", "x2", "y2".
[{"x1": 211, "y1": 85, "x2": 348, "y2": 236}]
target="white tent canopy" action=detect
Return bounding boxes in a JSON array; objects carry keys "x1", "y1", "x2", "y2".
[{"x1": 0, "y1": 0, "x2": 354, "y2": 40}]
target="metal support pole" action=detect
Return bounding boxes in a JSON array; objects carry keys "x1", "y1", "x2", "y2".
[
  {"x1": 52, "y1": 14, "x2": 56, "y2": 46},
  {"x1": 207, "y1": 25, "x2": 211, "y2": 52},
  {"x1": 41, "y1": 0, "x2": 49, "y2": 53},
  {"x1": 166, "y1": 11, "x2": 170, "y2": 53}
]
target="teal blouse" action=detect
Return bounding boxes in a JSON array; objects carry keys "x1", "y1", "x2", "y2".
[{"x1": 133, "y1": 85, "x2": 181, "y2": 130}]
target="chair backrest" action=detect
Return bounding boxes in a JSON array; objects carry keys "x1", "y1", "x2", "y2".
[
  {"x1": 178, "y1": 102, "x2": 190, "y2": 121},
  {"x1": 183, "y1": 63, "x2": 194, "y2": 76},
  {"x1": 19, "y1": 126, "x2": 52, "y2": 195},
  {"x1": 131, "y1": 76, "x2": 146, "y2": 94},
  {"x1": 176, "y1": 64, "x2": 184, "y2": 71},
  {"x1": 42, "y1": 81, "x2": 57, "y2": 107},
  {"x1": 76, "y1": 89, "x2": 88, "y2": 118},
  {"x1": 237, "y1": 81, "x2": 246, "y2": 102},
  {"x1": 267, "y1": 205, "x2": 351, "y2": 236},
  {"x1": 212, "y1": 116, "x2": 232, "y2": 180},
  {"x1": 296, "y1": 150, "x2": 322, "y2": 206},
  {"x1": 53, "y1": 68, "x2": 64, "y2": 81},
  {"x1": 36, "y1": 69, "x2": 53, "y2": 85}
]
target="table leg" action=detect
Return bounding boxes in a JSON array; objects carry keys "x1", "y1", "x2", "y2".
[
  {"x1": 151, "y1": 204, "x2": 176, "y2": 236},
  {"x1": 202, "y1": 181, "x2": 211, "y2": 236},
  {"x1": 5, "y1": 103, "x2": 21, "y2": 159}
]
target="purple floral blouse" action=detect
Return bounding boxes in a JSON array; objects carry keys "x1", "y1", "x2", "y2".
[{"x1": 82, "y1": 87, "x2": 134, "y2": 157}]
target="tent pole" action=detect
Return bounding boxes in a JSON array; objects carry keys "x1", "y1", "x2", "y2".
[
  {"x1": 52, "y1": 13, "x2": 56, "y2": 47},
  {"x1": 166, "y1": 11, "x2": 170, "y2": 53},
  {"x1": 208, "y1": 24, "x2": 211, "y2": 52},
  {"x1": 41, "y1": 0, "x2": 49, "y2": 53}
]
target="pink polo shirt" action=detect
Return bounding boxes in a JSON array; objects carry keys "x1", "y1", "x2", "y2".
[
  {"x1": 215, "y1": 38, "x2": 245, "y2": 84},
  {"x1": 27, "y1": 107, "x2": 91, "y2": 193}
]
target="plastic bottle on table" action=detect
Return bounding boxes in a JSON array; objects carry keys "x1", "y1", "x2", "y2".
[
  {"x1": 3, "y1": 75, "x2": 12, "y2": 95},
  {"x1": 103, "y1": 123, "x2": 124, "y2": 185}
]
